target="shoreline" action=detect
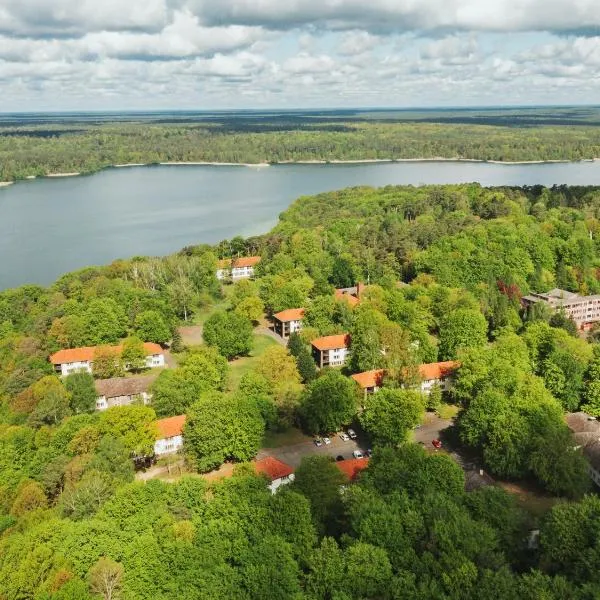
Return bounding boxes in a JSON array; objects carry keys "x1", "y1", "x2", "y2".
[{"x1": 1, "y1": 157, "x2": 599, "y2": 188}]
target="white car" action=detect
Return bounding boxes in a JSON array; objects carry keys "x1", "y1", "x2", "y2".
[
  {"x1": 323, "y1": 437, "x2": 331, "y2": 445},
  {"x1": 347, "y1": 428, "x2": 357, "y2": 440},
  {"x1": 339, "y1": 432, "x2": 350, "y2": 442},
  {"x1": 352, "y1": 450, "x2": 364, "y2": 459}
]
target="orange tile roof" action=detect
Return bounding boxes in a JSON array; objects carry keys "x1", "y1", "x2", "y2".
[
  {"x1": 156, "y1": 414, "x2": 186, "y2": 439},
  {"x1": 254, "y1": 457, "x2": 294, "y2": 481},
  {"x1": 418, "y1": 361, "x2": 461, "y2": 381},
  {"x1": 335, "y1": 289, "x2": 360, "y2": 307},
  {"x1": 311, "y1": 334, "x2": 351, "y2": 352},
  {"x1": 218, "y1": 256, "x2": 261, "y2": 269},
  {"x1": 336, "y1": 458, "x2": 370, "y2": 481},
  {"x1": 351, "y1": 369, "x2": 385, "y2": 389},
  {"x1": 50, "y1": 342, "x2": 163, "y2": 365},
  {"x1": 273, "y1": 308, "x2": 305, "y2": 322}
]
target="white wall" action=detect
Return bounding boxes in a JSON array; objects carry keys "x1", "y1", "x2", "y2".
[
  {"x1": 154, "y1": 435, "x2": 183, "y2": 456},
  {"x1": 145, "y1": 354, "x2": 165, "y2": 369},
  {"x1": 267, "y1": 473, "x2": 295, "y2": 494},
  {"x1": 60, "y1": 361, "x2": 92, "y2": 377}
]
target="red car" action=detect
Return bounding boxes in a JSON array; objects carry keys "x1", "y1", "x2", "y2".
[{"x1": 432, "y1": 439, "x2": 442, "y2": 449}]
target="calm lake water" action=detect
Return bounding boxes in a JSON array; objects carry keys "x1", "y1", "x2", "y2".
[{"x1": 1, "y1": 160, "x2": 600, "y2": 289}]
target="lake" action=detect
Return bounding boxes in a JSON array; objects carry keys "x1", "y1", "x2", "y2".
[{"x1": 1, "y1": 160, "x2": 600, "y2": 289}]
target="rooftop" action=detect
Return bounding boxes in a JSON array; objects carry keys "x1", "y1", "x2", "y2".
[
  {"x1": 273, "y1": 307, "x2": 305, "y2": 322},
  {"x1": 95, "y1": 374, "x2": 158, "y2": 398},
  {"x1": 156, "y1": 414, "x2": 186, "y2": 439},
  {"x1": 50, "y1": 342, "x2": 163, "y2": 365},
  {"x1": 419, "y1": 361, "x2": 461, "y2": 381},
  {"x1": 254, "y1": 457, "x2": 294, "y2": 481},
  {"x1": 311, "y1": 333, "x2": 351, "y2": 352},
  {"x1": 336, "y1": 458, "x2": 370, "y2": 481},
  {"x1": 335, "y1": 288, "x2": 360, "y2": 307},
  {"x1": 351, "y1": 369, "x2": 385, "y2": 389},
  {"x1": 218, "y1": 256, "x2": 262, "y2": 269}
]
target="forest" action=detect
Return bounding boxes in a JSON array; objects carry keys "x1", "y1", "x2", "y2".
[
  {"x1": 3, "y1": 183, "x2": 600, "y2": 598},
  {"x1": 2, "y1": 106, "x2": 600, "y2": 181}
]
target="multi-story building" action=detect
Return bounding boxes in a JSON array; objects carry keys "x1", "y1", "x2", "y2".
[
  {"x1": 522, "y1": 288, "x2": 600, "y2": 330},
  {"x1": 95, "y1": 374, "x2": 157, "y2": 410},
  {"x1": 351, "y1": 361, "x2": 460, "y2": 398},
  {"x1": 154, "y1": 414, "x2": 186, "y2": 456},
  {"x1": 566, "y1": 412, "x2": 600, "y2": 488},
  {"x1": 216, "y1": 256, "x2": 261, "y2": 281},
  {"x1": 311, "y1": 334, "x2": 351, "y2": 368},
  {"x1": 272, "y1": 308, "x2": 305, "y2": 339},
  {"x1": 50, "y1": 342, "x2": 165, "y2": 377}
]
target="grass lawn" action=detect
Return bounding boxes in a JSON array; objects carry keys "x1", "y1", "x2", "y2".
[
  {"x1": 227, "y1": 334, "x2": 278, "y2": 391},
  {"x1": 436, "y1": 404, "x2": 460, "y2": 420},
  {"x1": 499, "y1": 481, "x2": 560, "y2": 520},
  {"x1": 193, "y1": 297, "x2": 230, "y2": 326}
]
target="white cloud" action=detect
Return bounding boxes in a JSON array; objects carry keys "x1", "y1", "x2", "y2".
[{"x1": 0, "y1": 0, "x2": 600, "y2": 110}]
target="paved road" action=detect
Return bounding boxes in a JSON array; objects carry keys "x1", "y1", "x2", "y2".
[
  {"x1": 413, "y1": 413, "x2": 452, "y2": 450},
  {"x1": 258, "y1": 433, "x2": 367, "y2": 468}
]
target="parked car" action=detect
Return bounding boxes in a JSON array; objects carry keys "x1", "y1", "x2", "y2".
[
  {"x1": 336, "y1": 455, "x2": 345, "y2": 462},
  {"x1": 347, "y1": 428, "x2": 357, "y2": 439},
  {"x1": 432, "y1": 439, "x2": 442, "y2": 449},
  {"x1": 352, "y1": 449, "x2": 364, "y2": 459},
  {"x1": 339, "y1": 432, "x2": 350, "y2": 442},
  {"x1": 365, "y1": 448, "x2": 373, "y2": 458},
  {"x1": 323, "y1": 437, "x2": 331, "y2": 445},
  {"x1": 314, "y1": 438, "x2": 323, "y2": 447}
]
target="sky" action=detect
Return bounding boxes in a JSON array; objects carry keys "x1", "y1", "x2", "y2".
[{"x1": 0, "y1": 0, "x2": 599, "y2": 111}]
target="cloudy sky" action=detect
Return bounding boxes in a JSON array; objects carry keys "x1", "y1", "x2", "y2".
[{"x1": 1, "y1": 0, "x2": 599, "y2": 111}]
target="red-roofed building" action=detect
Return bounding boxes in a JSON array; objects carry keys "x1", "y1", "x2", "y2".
[
  {"x1": 336, "y1": 458, "x2": 369, "y2": 481},
  {"x1": 273, "y1": 308, "x2": 305, "y2": 339},
  {"x1": 418, "y1": 361, "x2": 460, "y2": 394},
  {"x1": 216, "y1": 256, "x2": 261, "y2": 281},
  {"x1": 311, "y1": 334, "x2": 351, "y2": 368},
  {"x1": 50, "y1": 342, "x2": 165, "y2": 377},
  {"x1": 350, "y1": 361, "x2": 460, "y2": 397},
  {"x1": 351, "y1": 369, "x2": 385, "y2": 398},
  {"x1": 154, "y1": 415, "x2": 186, "y2": 456},
  {"x1": 334, "y1": 283, "x2": 365, "y2": 308},
  {"x1": 254, "y1": 457, "x2": 295, "y2": 493}
]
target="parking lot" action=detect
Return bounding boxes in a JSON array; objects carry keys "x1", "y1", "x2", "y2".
[{"x1": 258, "y1": 430, "x2": 367, "y2": 468}]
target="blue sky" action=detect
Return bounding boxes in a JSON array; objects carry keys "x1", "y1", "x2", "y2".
[{"x1": 0, "y1": 0, "x2": 599, "y2": 110}]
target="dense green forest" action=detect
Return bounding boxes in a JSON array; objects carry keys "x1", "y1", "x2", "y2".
[
  {"x1": 2, "y1": 107, "x2": 600, "y2": 180},
  {"x1": 3, "y1": 183, "x2": 600, "y2": 598}
]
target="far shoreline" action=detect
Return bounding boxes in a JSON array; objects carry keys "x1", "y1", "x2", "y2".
[{"x1": 1, "y1": 156, "x2": 599, "y2": 188}]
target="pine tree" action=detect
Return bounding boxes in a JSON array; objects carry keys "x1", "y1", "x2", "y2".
[
  {"x1": 287, "y1": 332, "x2": 304, "y2": 358},
  {"x1": 171, "y1": 328, "x2": 184, "y2": 353},
  {"x1": 296, "y1": 346, "x2": 317, "y2": 383}
]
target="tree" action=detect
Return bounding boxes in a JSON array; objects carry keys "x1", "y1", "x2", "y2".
[
  {"x1": 203, "y1": 311, "x2": 253, "y2": 359},
  {"x1": 121, "y1": 336, "x2": 147, "y2": 373},
  {"x1": 300, "y1": 370, "x2": 358, "y2": 434},
  {"x1": 292, "y1": 456, "x2": 346, "y2": 536},
  {"x1": 92, "y1": 346, "x2": 124, "y2": 379},
  {"x1": 170, "y1": 328, "x2": 184, "y2": 353},
  {"x1": 28, "y1": 383, "x2": 72, "y2": 427},
  {"x1": 83, "y1": 298, "x2": 127, "y2": 345},
  {"x1": 582, "y1": 346, "x2": 600, "y2": 416},
  {"x1": 439, "y1": 308, "x2": 488, "y2": 360},
  {"x1": 134, "y1": 310, "x2": 171, "y2": 345},
  {"x1": 349, "y1": 306, "x2": 387, "y2": 373},
  {"x1": 88, "y1": 557, "x2": 124, "y2": 600},
  {"x1": 254, "y1": 346, "x2": 301, "y2": 394},
  {"x1": 288, "y1": 332, "x2": 317, "y2": 383},
  {"x1": 151, "y1": 347, "x2": 229, "y2": 417},
  {"x1": 330, "y1": 256, "x2": 356, "y2": 288},
  {"x1": 10, "y1": 480, "x2": 47, "y2": 517},
  {"x1": 296, "y1": 346, "x2": 318, "y2": 384},
  {"x1": 61, "y1": 470, "x2": 115, "y2": 519},
  {"x1": 99, "y1": 405, "x2": 158, "y2": 456},
  {"x1": 184, "y1": 391, "x2": 265, "y2": 472},
  {"x1": 64, "y1": 371, "x2": 97, "y2": 414},
  {"x1": 359, "y1": 388, "x2": 424, "y2": 446},
  {"x1": 234, "y1": 296, "x2": 264, "y2": 323},
  {"x1": 90, "y1": 436, "x2": 135, "y2": 482}
]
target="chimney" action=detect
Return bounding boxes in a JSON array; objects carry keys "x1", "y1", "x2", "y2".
[{"x1": 356, "y1": 282, "x2": 365, "y2": 298}]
